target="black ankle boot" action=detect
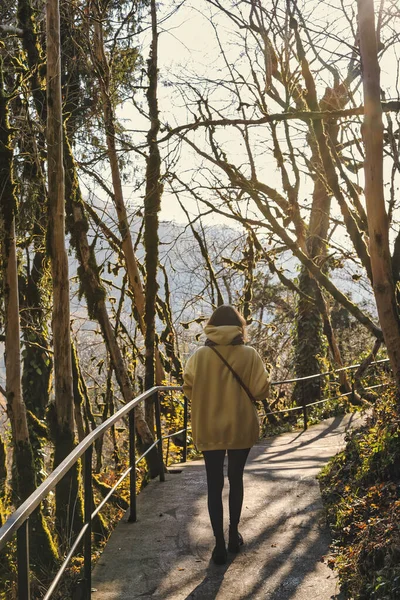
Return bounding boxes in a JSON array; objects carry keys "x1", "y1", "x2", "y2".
[
  {"x1": 212, "y1": 538, "x2": 227, "y2": 565},
  {"x1": 228, "y1": 526, "x2": 244, "y2": 553}
]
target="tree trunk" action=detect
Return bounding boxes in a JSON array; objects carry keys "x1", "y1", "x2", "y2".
[
  {"x1": 358, "y1": 0, "x2": 400, "y2": 387},
  {"x1": 47, "y1": 0, "x2": 73, "y2": 433},
  {"x1": 0, "y1": 434, "x2": 6, "y2": 488},
  {"x1": 0, "y1": 63, "x2": 58, "y2": 567},
  {"x1": 17, "y1": 0, "x2": 47, "y2": 122},
  {"x1": 3, "y1": 218, "x2": 34, "y2": 487},
  {"x1": 295, "y1": 271, "x2": 324, "y2": 404},
  {"x1": 46, "y1": 0, "x2": 82, "y2": 537},
  {"x1": 295, "y1": 68, "x2": 356, "y2": 402},
  {"x1": 143, "y1": 0, "x2": 162, "y2": 433},
  {"x1": 21, "y1": 251, "x2": 53, "y2": 422},
  {"x1": 90, "y1": 5, "x2": 165, "y2": 390},
  {"x1": 71, "y1": 343, "x2": 86, "y2": 443},
  {"x1": 19, "y1": 251, "x2": 54, "y2": 493},
  {"x1": 0, "y1": 80, "x2": 30, "y2": 479}
]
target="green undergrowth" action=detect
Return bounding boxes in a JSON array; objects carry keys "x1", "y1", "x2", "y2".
[{"x1": 318, "y1": 387, "x2": 400, "y2": 599}]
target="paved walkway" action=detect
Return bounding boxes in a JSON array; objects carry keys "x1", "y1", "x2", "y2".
[{"x1": 92, "y1": 412, "x2": 364, "y2": 600}]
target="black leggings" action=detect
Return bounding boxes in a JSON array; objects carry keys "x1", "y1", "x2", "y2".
[{"x1": 203, "y1": 448, "x2": 250, "y2": 539}]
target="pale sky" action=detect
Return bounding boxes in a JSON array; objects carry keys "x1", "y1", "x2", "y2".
[{"x1": 118, "y1": 0, "x2": 399, "y2": 225}]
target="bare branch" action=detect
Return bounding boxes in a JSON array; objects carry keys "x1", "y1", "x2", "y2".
[{"x1": 159, "y1": 101, "x2": 400, "y2": 144}]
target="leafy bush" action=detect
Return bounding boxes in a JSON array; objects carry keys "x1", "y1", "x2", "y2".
[{"x1": 319, "y1": 388, "x2": 400, "y2": 599}]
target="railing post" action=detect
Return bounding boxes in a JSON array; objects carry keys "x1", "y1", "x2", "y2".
[
  {"x1": 303, "y1": 403, "x2": 308, "y2": 430},
  {"x1": 302, "y1": 381, "x2": 308, "y2": 430},
  {"x1": 301, "y1": 380, "x2": 308, "y2": 430},
  {"x1": 84, "y1": 445, "x2": 93, "y2": 600},
  {"x1": 155, "y1": 391, "x2": 165, "y2": 482},
  {"x1": 128, "y1": 408, "x2": 137, "y2": 522},
  {"x1": 17, "y1": 519, "x2": 30, "y2": 600},
  {"x1": 182, "y1": 395, "x2": 188, "y2": 463}
]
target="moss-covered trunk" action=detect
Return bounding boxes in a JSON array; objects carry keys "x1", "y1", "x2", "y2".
[
  {"x1": 0, "y1": 74, "x2": 30, "y2": 496},
  {"x1": 16, "y1": 0, "x2": 52, "y2": 432},
  {"x1": 143, "y1": 0, "x2": 162, "y2": 434},
  {"x1": 158, "y1": 265, "x2": 183, "y2": 383},
  {"x1": 17, "y1": 0, "x2": 46, "y2": 122},
  {"x1": 16, "y1": 0, "x2": 83, "y2": 550},
  {"x1": 20, "y1": 251, "x2": 52, "y2": 423},
  {"x1": 0, "y1": 434, "x2": 5, "y2": 489},
  {"x1": 295, "y1": 270, "x2": 324, "y2": 404},
  {"x1": 71, "y1": 342, "x2": 86, "y2": 443},
  {"x1": 0, "y1": 59, "x2": 58, "y2": 568},
  {"x1": 294, "y1": 54, "x2": 358, "y2": 401},
  {"x1": 19, "y1": 249, "x2": 53, "y2": 489},
  {"x1": 46, "y1": 0, "x2": 83, "y2": 539}
]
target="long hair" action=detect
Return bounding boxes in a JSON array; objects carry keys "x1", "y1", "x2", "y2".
[{"x1": 207, "y1": 305, "x2": 246, "y2": 330}]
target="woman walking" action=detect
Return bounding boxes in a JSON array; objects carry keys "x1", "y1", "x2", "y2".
[{"x1": 183, "y1": 305, "x2": 271, "y2": 565}]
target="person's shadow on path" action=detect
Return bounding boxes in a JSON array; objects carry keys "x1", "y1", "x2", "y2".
[{"x1": 183, "y1": 554, "x2": 237, "y2": 600}]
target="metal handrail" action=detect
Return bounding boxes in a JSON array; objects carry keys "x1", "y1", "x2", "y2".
[
  {"x1": 270, "y1": 358, "x2": 389, "y2": 385},
  {"x1": 267, "y1": 358, "x2": 390, "y2": 428},
  {"x1": 268, "y1": 382, "x2": 388, "y2": 416},
  {"x1": 0, "y1": 385, "x2": 185, "y2": 600},
  {"x1": 0, "y1": 385, "x2": 181, "y2": 549}
]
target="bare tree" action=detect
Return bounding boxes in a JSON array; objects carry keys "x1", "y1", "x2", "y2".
[
  {"x1": 162, "y1": 0, "x2": 399, "y2": 395},
  {"x1": 46, "y1": 0, "x2": 83, "y2": 535},
  {"x1": 358, "y1": 0, "x2": 400, "y2": 387}
]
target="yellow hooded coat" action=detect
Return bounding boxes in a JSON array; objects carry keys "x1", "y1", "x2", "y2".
[{"x1": 183, "y1": 325, "x2": 271, "y2": 451}]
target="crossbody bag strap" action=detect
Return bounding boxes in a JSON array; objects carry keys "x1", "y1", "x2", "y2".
[{"x1": 209, "y1": 346, "x2": 258, "y2": 406}]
